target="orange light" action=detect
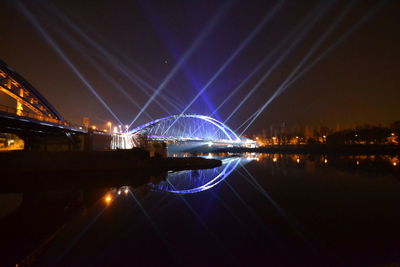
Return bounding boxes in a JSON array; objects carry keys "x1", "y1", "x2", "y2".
[
  {"x1": 324, "y1": 159, "x2": 328, "y2": 164},
  {"x1": 356, "y1": 161, "x2": 360, "y2": 165},
  {"x1": 104, "y1": 194, "x2": 112, "y2": 204},
  {"x1": 273, "y1": 157, "x2": 277, "y2": 162},
  {"x1": 296, "y1": 158, "x2": 300, "y2": 163},
  {"x1": 393, "y1": 162, "x2": 398, "y2": 166}
]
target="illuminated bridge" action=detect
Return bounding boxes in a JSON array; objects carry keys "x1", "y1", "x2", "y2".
[
  {"x1": 0, "y1": 60, "x2": 251, "y2": 151},
  {"x1": 111, "y1": 114, "x2": 250, "y2": 150}
]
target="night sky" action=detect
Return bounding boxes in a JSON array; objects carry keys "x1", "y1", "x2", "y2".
[{"x1": 1, "y1": 0, "x2": 399, "y2": 134}]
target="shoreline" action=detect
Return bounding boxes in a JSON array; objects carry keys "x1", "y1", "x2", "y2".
[{"x1": 212, "y1": 144, "x2": 400, "y2": 155}]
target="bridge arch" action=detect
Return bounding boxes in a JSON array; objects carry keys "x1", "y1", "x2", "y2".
[
  {"x1": 130, "y1": 114, "x2": 241, "y2": 142},
  {"x1": 0, "y1": 60, "x2": 64, "y2": 123}
]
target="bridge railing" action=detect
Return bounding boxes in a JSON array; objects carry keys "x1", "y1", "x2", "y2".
[{"x1": 0, "y1": 103, "x2": 69, "y2": 126}]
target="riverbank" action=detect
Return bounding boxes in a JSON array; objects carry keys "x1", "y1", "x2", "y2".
[
  {"x1": 213, "y1": 144, "x2": 400, "y2": 155},
  {"x1": 0, "y1": 149, "x2": 221, "y2": 191}
]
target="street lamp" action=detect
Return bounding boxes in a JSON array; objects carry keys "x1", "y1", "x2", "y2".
[
  {"x1": 107, "y1": 122, "x2": 112, "y2": 133},
  {"x1": 118, "y1": 125, "x2": 122, "y2": 133}
]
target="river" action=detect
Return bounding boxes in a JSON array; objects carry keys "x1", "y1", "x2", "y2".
[{"x1": 1, "y1": 153, "x2": 400, "y2": 266}]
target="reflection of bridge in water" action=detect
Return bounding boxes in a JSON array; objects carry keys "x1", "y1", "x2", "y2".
[
  {"x1": 0, "y1": 60, "x2": 253, "y2": 151},
  {"x1": 149, "y1": 156, "x2": 255, "y2": 194}
]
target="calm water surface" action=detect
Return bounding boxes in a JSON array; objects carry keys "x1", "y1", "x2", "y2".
[{"x1": 1, "y1": 153, "x2": 400, "y2": 266}]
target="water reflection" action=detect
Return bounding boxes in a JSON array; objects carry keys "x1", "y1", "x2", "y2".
[
  {"x1": 1, "y1": 152, "x2": 400, "y2": 266},
  {"x1": 149, "y1": 156, "x2": 254, "y2": 194},
  {"x1": 139, "y1": 153, "x2": 399, "y2": 196}
]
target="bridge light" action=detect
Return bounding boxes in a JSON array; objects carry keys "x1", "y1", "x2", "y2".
[
  {"x1": 107, "y1": 122, "x2": 112, "y2": 133},
  {"x1": 207, "y1": 142, "x2": 212, "y2": 147},
  {"x1": 92, "y1": 126, "x2": 96, "y2": 130}
]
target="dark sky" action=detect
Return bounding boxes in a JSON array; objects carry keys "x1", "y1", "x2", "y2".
[{"x1": 1, "y1": 0, "x2": 399, "y2": 134}]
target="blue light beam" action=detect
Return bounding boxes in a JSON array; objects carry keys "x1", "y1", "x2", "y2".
[
  {"x1": 46, "y1": 3, "x2": 185, "y2": 114},
  {"x1": 225, "y1": 1, "x2": 334, "y2": 125},
  {"x1": 239, "y1": 0, "x2": 360, "y2": 135},
  {"x1": 127, "y1": 2, "x2": 234, "y2": 129},
  {"x1": 162, "y1": 1, "x2": 285, "y2": 135}
]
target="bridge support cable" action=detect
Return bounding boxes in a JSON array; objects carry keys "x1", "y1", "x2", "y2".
[{"x1": 129, "y1": 114, "x2": 241, "y2": 144}]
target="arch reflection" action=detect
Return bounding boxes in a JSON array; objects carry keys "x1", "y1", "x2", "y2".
[{"x1": 150, "y1": 156, "x2": 254, "y2": 194}]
